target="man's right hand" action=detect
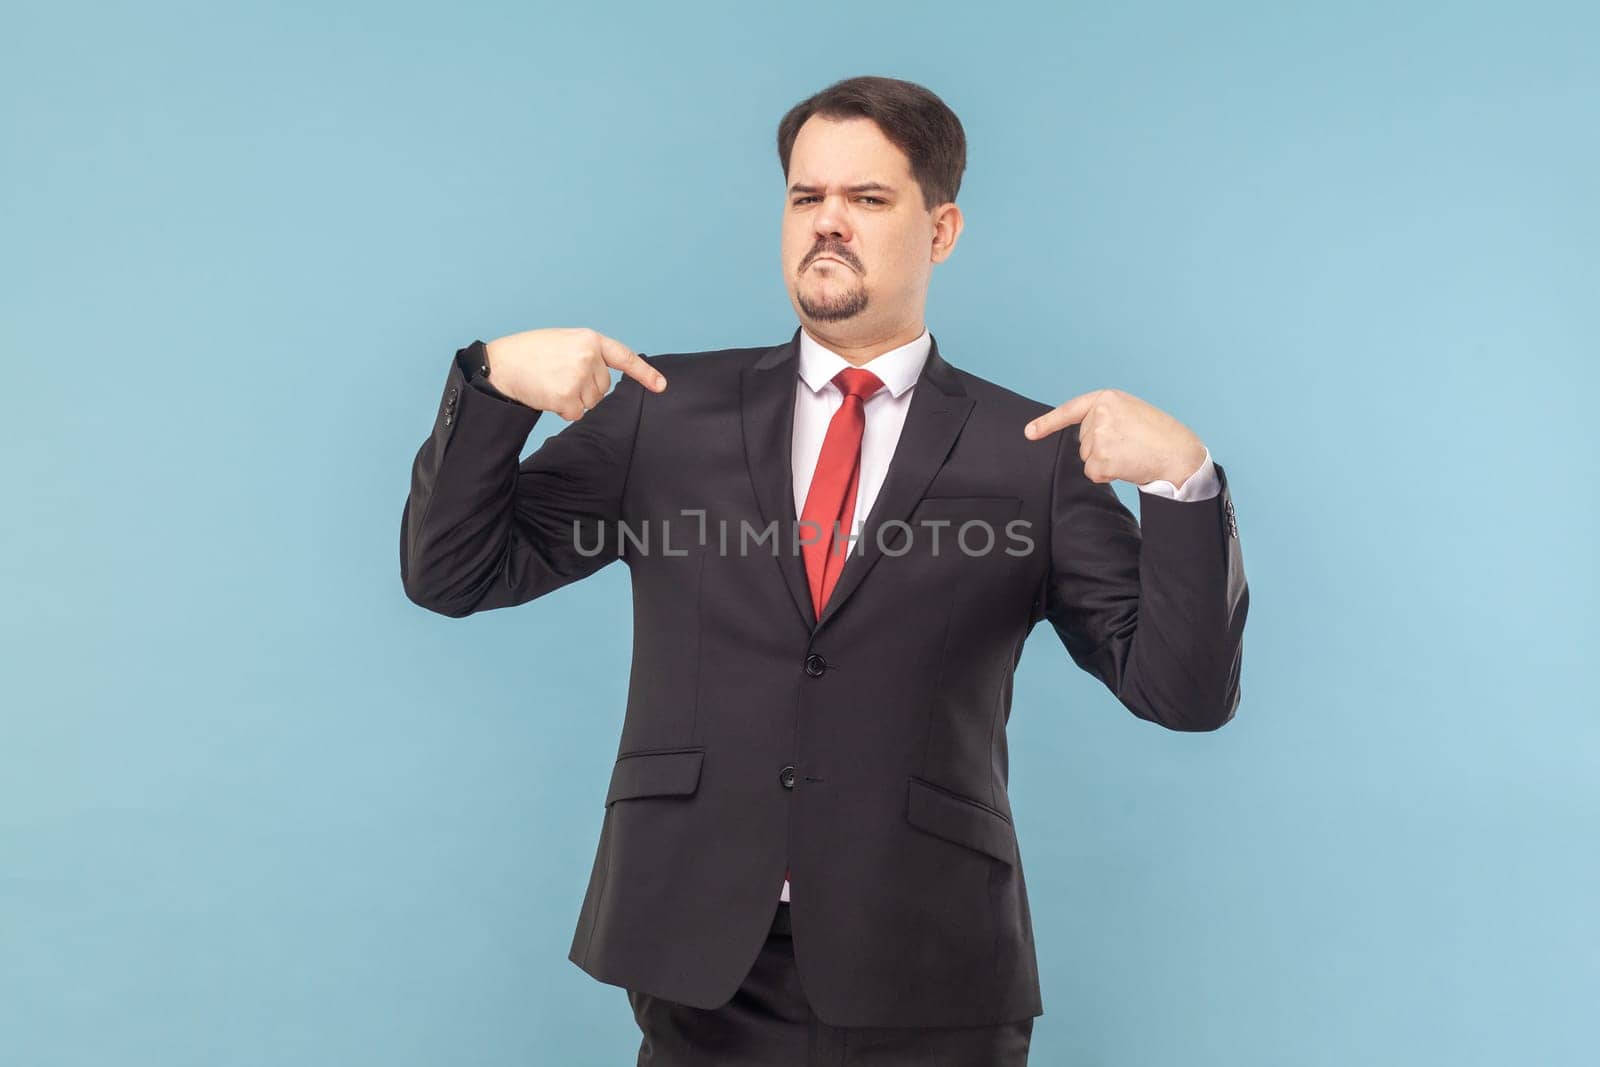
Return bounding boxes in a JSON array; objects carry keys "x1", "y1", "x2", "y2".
[{"x1": 483, "y1": 327, "x2": 667, "y2": 421}]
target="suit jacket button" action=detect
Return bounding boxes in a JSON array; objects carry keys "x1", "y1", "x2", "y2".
[
  {"x1": 779, "y1": 765, "x2": 797, "y2": 789},
  {"x1": 804, "y1": 653, "x2": 827, "y2": 677}
]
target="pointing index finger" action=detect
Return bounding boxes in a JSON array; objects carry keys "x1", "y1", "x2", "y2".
[
  {"x1": 1024, "y1": 390, "x2": 1099, "y2": 439},
  {"x1": 598, "y1": 334, "x2": 667, "y2": 392}
]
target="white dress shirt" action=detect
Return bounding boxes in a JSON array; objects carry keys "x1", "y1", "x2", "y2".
[{"x1": 779, "y1": 325, "x2": 1219, "y2": 902}]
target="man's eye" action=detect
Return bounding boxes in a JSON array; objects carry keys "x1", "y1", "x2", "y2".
[{"x1": 792, "y1": 196, "x2": 884, "y2": 205}]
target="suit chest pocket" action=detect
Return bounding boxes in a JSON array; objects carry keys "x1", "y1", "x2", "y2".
[{"x1": 886, "y1": 495, "x2": 1026, "y2": 561}]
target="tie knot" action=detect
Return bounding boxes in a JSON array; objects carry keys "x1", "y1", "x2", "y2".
[{"x1": 833, "y1": 367, "x2": 885, "y2": 402}]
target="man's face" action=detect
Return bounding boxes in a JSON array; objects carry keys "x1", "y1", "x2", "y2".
[{"x1": 781, "y1": 115, "x2": 956, "y2": 336}]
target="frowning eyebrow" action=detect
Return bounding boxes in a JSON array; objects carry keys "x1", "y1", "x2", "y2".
[{"x1": 788, "y1": 182, "x2": 897, "y2": 195}]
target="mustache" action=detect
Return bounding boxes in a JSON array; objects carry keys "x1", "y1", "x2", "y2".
[{"x1": 804, "y1": 247, "x2": 860, "y2": 271}]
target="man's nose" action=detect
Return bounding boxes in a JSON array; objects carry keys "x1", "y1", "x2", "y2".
[{"x1": 813, "y1": 196, "x2": 851, "y2": 240}]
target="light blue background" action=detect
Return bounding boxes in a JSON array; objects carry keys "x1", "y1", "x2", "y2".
[{"x1": 3, "y1": 1, "x2": 1595, "y2": 1064}]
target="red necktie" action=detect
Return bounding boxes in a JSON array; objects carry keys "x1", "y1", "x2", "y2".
[
  {"x1": 786, "y1": 367, "x2": 884, "y2": 898},
  {"x1": 799, "y1": 367, "x2": 885, "y2": 620}
]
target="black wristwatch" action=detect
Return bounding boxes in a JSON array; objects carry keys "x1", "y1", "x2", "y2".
[
  {"x1": 456, "y1": 339, "x2": 493, "y2": 383},
  {"x1": 470, "y1": 340, "x2": 492, "y2": 381},
  {"x1": 457, "y1": 339, "x2": 519, "y2": 404}
]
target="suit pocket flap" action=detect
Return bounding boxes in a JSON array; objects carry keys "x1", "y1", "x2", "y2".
[
  {"x1": 906, "y1": 775, "x2": 1017, "y2": 865},
  {"x1": 606, "y1": 747, "x2": 705, "y2": 806}
]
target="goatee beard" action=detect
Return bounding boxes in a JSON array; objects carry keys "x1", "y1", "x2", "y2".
[{"x1": 797, "y1": 283, "x2": 868, "y2": 322}]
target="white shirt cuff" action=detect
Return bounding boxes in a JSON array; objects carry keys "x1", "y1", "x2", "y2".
[{"x1": 1137, "y1": 446, "x2": 1219, "y2": 501}]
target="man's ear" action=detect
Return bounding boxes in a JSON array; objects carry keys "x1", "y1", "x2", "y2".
[{"x1": 931, "y1": 202, "x2": 963, "y2": 263}]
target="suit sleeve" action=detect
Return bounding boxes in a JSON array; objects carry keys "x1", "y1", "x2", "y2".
[
  {"x1": 1036, "y1": 424, "x2": 1248, "y2": 731},
  {"x1": 399, "y1": 339, "x2": 647, "y2": 618}
]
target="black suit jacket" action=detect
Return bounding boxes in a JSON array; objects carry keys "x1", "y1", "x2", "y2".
[{"x1": 400, "y1": 325, "x2": 1248, "y2": 1028}]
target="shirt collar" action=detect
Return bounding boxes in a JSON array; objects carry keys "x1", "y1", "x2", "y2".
[{"x1": 796, "y1": 325, "x2": 931, "y2": 399}]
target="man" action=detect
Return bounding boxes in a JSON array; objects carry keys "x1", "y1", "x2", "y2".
[{"x1": 401, "y1": 75, "x2": 1247, "y2": 1065}]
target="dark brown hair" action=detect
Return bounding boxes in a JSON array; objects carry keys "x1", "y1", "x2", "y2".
[{"x1": 776, "y1": 75, "x2": 966, "y2": 212}]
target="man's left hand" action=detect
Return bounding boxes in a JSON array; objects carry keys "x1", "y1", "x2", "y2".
[{"x1": 1023, "y1": 388, "x2": 1208, "y2": 486}]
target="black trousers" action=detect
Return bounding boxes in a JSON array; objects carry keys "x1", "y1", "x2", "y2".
[{"x1": 628, "y1": 901, "x2": 1034, "y2": 1065}]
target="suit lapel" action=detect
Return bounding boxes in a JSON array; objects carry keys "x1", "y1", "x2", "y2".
[
  {"x1": 740, "y1": 328, "x2": 815, "y2": 630},
  {"x1": 740, "y1": 326, "x2": 976, "y2": 634}
]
